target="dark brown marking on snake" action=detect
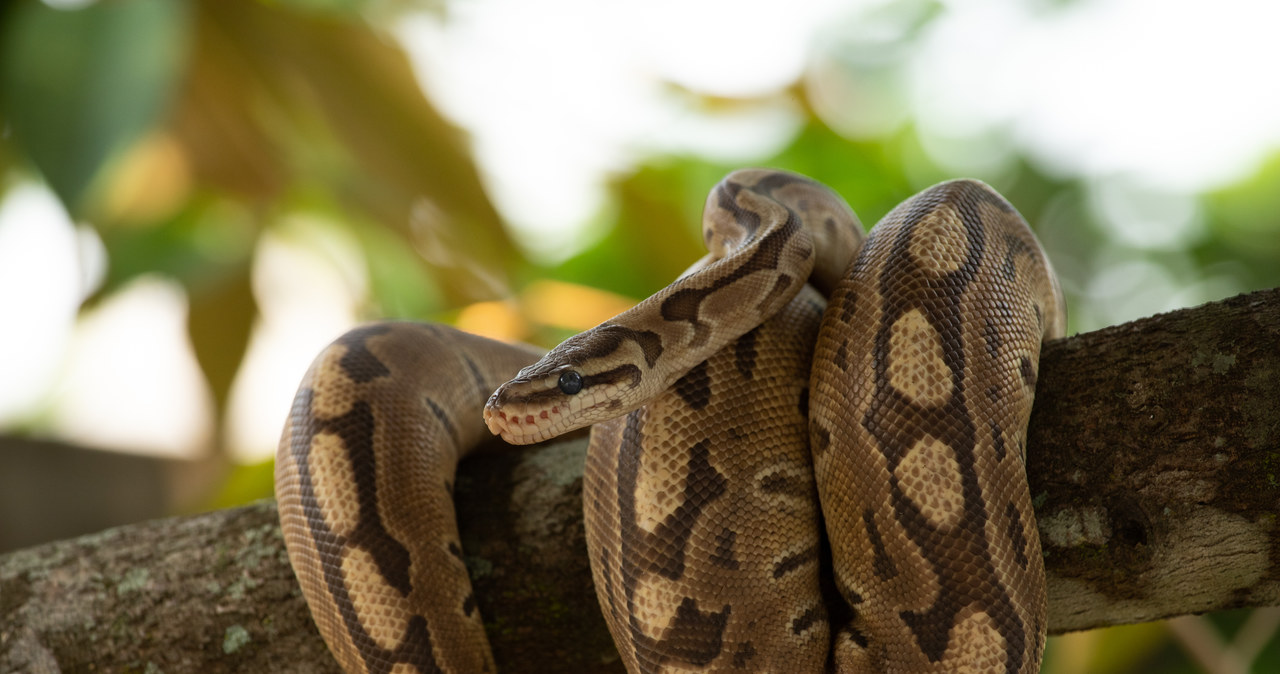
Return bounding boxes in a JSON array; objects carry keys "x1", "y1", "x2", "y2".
[
  {"x1": 462, "y1": 592, "x2": 478, "y2": 617},
  {"x1": 790, "y1": 604, "x2": 825, "y2": 635},
  {"x1": 660, "y1": 222, "x2": 799, "y2": 345},
  {"x1": 582, "y1": 324, "x2": 665, "y2": 368},
  {"x1": 335, "y1": 325, "x2": 393, "y2": 382},
  {"x1": 835, "y1": 338, "x2": 850, "y2": 371},
  {"x1": 758, "y1": 273, "x2": 796, "y2": 312},
  {"x1": 824, "y1": 216, "x2": 839, "y2": 238},
  {"x1": 772, "y1": 544, "x2": 820, "y2": 579},
  {"x1": 616, "y1": 415, "x2": 729, "y2": 670},
  {"x1": 901, "y1": 608, "x2": 961, "y2": 668},
  {"x1": 843, "y1": 625, "x2": 870, "y2": 649},
  {"x1": 1007, "y1": 501, "x2": 1030, "y2": 570},
  {"x1": 715, "y1": 179, "x2": 762, "y2": 235},
  {"x1": 674, "y1": 361, "x2": 712, "y2": 410},
  {"x1": 902, "y1": 593, "x2": 1027, "y2": 674},
  {"x1": 760, "y1": 472, "x2": 812, "y2": 499},
  {"x1": 582, "y1": 364, "x2": 644, "y2": 391},
  {"x1": 734, "y1": 327, "x2": 759, "y2": 379},
  {"x1": 424, "y1": 397, "x2": 458, "y2": 446},
  {"x1": 861, "y1": 182, "x2": 1032, "y2": 673},
  {"x1": 637, "y1": 439, "x2": 726, "y2": 580},
  {"x1": 491, "y1": 384, "x2": 564, "y2": 408},
  {"x1": 1020, "y1": 356, "x2": 1036, "y2": 387},
  {"x1": 711, "y1": 528, "x2": 740, "y2": 570},
  {"x1": 987, "y1": 385, "x2": 1001, "y2": 402},
  {"x1": 838, "y1": 286, "x2": 858, "y2": 323},
  {"x1": 289, "y1": 390, "x2": 442, "y2": 674},
  {"x1": 982, "y1": 317, "x2": 1002, "y2": 360},
  {"x1": 811, "y1": 424, "x2": 831, "y2": 455},
  {"x1": 316, "y1": 399, "x2": 414, "y2": 596},
  {"x1": 992, "y1": 420, "x2": 1006, "y2": 462},
  {"x1": 752, "y1": 170, "x2": 823, "y2": 194},
  {"x1": 863, "y1": 510, "x2": 898, "y2": 581},
  {"x1": 1001, "y1": 233, "x2": 1034, "y2": 281},
  {"x1": 652, "y1": 597, "x2": 730, "y2": 667},
  {"x1": 513, "y1": 324, "x2": 662, "y2": 388},
  {"x1": 732, "y1": 641, "x2": 757, "y2": 667},
  {"x1": 447, "y1": 541, "x2": 463, "y2": 561},
  {"x1": 461, "y1": 354, "x2": 489, "y2": 398}
]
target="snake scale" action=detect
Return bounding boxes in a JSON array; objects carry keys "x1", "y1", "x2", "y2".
[{"x1": 276, "y1": 169, "x2": 1065, "y2": 673}]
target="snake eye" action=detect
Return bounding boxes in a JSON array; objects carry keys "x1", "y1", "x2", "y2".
[{"x1": 557, "y1": 370, "x2": 583, "y2": 395}]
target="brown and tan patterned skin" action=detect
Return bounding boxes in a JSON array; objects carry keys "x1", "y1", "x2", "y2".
[
  {"x1": 276, "y1": 324, "x2": 542, "y2": 673},
  {"x1": 579, "y1": 287, "x2": 829, "y2": 673},
  {"x1": 811, "y1": 181, "x2": 1065, "y2": 673},
  {"x1": 275, "y1": 169, "x2": 1064, "y2": 673}
]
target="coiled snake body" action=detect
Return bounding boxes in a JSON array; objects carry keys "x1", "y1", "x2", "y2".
[{"x1": 276, "y1": 170, "x2": 1065, "y2": 673}]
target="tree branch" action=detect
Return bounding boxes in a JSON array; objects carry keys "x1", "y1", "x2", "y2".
[{"x1": 3, "y1": 288, "x2": 1277, "y2": 672}]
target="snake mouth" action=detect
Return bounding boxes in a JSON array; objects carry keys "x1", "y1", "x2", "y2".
[
  {"x1": 483, "y1": 403, "x2": 571, "y2": 444},
  {"x1": 483, "y1": 400, "x2": 610, "y2": 445}
]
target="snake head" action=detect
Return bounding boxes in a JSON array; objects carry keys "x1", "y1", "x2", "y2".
[{"x1": 483, "y1": 324, "x2": 660, "y2": 444}]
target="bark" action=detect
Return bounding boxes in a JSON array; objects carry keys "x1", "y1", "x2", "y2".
[{"x1": 2, "y1": 287, "x2": 1278, "y2": 673}]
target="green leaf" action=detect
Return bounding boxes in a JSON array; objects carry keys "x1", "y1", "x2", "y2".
[
  {"x1": 0, "y1": 0, "x2": 191, "y2": 212},
  {"x1": 205, "y1": 458, "x2": 277, "y2": 509}
]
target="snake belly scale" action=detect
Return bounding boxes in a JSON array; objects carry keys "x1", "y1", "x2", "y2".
[{"x1": 275, "y1": 169, "x2": 1065, "y2": 673}]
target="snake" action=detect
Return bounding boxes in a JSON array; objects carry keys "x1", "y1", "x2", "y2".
[{"x1": 275, "y1": 169, "x2": 1066, "y2": 673}]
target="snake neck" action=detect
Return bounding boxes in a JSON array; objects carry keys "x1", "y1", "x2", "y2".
[{"x1": 484, "y1": 169, "x2": 866, "y2": 445}]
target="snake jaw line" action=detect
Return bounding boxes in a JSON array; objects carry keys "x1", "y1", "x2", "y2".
[{"x1": 484, "y1": 377, "x2": 621, "y2": 444}]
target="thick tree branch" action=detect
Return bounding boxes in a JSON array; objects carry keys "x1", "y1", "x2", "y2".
[
  {"x1": 3, "y1": 288, "x2": 1277, "y2": 672},
  {"x1": 1028, "y1": 287, "x2": 1280, "y2": 631}
]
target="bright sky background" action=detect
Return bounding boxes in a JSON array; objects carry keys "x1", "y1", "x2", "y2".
[
  {"x1": 3, "y1": 0, "x2": 1280, "y2": 461},
  {"x1": 401, "y1": 0, "x2": 1280, "y2": 245}
]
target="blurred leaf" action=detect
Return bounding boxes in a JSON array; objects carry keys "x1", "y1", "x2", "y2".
[
  {"x1": 92, "y1": 197, "x2": 257, "y2": 302},
  {"x1": 206, "y1": 457, "x2": 276, "y2": 509},
  {"x1": 261, "y1": 0, "x2": 365, "y2": 15},
  {"x1": 88, "y1": 194, "x2": 259, "y2": 427},
  {"x1": 556, "y1": 122, "x2": 920, "y2": 307},
  {"x1": 167, "y1": 12, "x2": 290, "y2": 202},
  {"x1": 0, "y1": 122, "x2": 18, "y2": 181},
  {"x1": 765, "y1": 120, "x2": 916, "y2": 225},
  {"x1": 1206, "y1": 152, "x2": 1280, "y2": 267},
  {"x1": 0, "y1": 0, "x2": 190, "y2": 213},
  {"x1": 187, "y1": 260, "x2": 258, "y2": 421},
  {"x1": 1044, "y1": 621, "x2": 1170, "y2": 674},
  {"x1": 195, "y1": 0, "x2": 523, "y2": 305},
  {"x1": 353, "y1": 221, "x2": 443, "y2": 319},
  {"x1": 558, "y1": 161, "x2": 723, "y2": 300}
]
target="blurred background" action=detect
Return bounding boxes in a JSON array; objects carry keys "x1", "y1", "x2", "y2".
[{"x1": 1, "y1": 0, "x2": 1277, "y2": 670}]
